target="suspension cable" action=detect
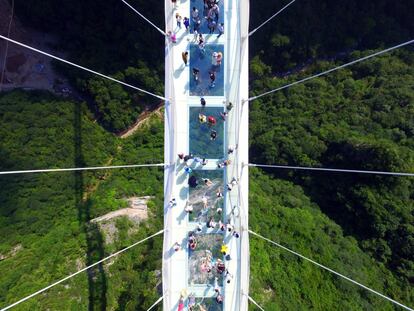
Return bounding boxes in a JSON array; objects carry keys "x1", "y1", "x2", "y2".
[
  {"x1": 248, "y1": 39, "x2": 414, "y2": 102},
  {"x1": 0, "y1": 163, "x2": 165, "y2": 176},
  {"x1": 247, "y1": 295, "x2": 266, "y2": 311},
  {"x1": 121, "y1": 0, "x2": 166, "y2": 36},
  {"x1": 249, "y1": 0, "x2": 296, "y2": 37},
  {"x1": 0, "y1": 35, "x2": 166, "y2": 101},
  {"x1": 0, "y1": 229, "x2": 164, "y2": 311},
  {"x1": 146, "y1": 296, "x2": 163, "y2": 311},
  {"x1": 248, "y1": 163, "x2": 414, "y2": 177},
  {"x1": 249, "y1": 230, "x2": 414, "y2": 311},
  {"x1": 0, "y1": 0, "x2": 14, "y2": 91}
]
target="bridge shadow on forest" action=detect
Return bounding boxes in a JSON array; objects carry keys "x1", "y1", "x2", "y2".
[{"x1": 74, "y1": 101, "x2": 108, "y2": 310}]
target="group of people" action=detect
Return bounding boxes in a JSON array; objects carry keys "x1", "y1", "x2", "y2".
[
  {"x1": 192, "y1": 50, "x2": 222, "y2": 89},
  {"x1": 172, "y1": 200, "x2": 239, "y2": 249},
  {"x1": 199, "y1": 250, "x2": 233, "y2": 293},
  {"x1": 168, "y1": 1, "x2": 242, "y2": 309},
  {"x1": 175, "y1": 8, "x2": 224, "y2": 37},
  {"x1": 170, "y1": 0, "x2": 225, "y2": 46},
  {"x1": 181, "y1": 292, "x2": 208, "y2": 311},
  {"x1": 197, "y1": 114, "x2": 219, "y2": 140},
  {"x1": 178, "y1": 153, "x2": 208, "y2": 177},
  {"x1": 198, "y1": 98, "x2": 233, "y2": 131},
  {"x1": 213, "y1": 267, "x2": 232, "y2": 298},
  {"x1": 197, "y1": 97, "x2": 227, "y2": 142},
  {"x1": 178, "y1": 149, "x2": 234, "y2": 172},
  {"x1": 175, "y1": 236, "x2": 236, "y2": 308},
  {"x1": 192, "y1": 68, "x2": 217, "y2": 89},
  {"x1": 178, "y1": 292, "x2": 208, "y2": 311},
  {"x1": 191, "y1": 1, "x2": 224, "y2": 36},
  {"x1": 208, "y1": 218, "x2": 240, "y2": 240},
  {"x1": 191, "y1": 185, "x2": 224, "y2": 220}
]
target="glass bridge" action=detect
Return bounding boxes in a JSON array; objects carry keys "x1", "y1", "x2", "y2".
[{"x1": 164, "y1": 0, "x2": 250, "y2": 310}]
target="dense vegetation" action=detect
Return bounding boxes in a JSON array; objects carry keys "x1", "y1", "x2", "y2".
[
  {"x1": 250, "y1": 0, "x2": 414, "y2": 73},
  {"x1": 0, "y1": 0, "x2": 413, "y2": 310},
  {"x1": 13, "y1": 0, "x2": 164, "y2": 132},
  {"x1": 249, "y1": 169, "x2": 414, "y2": 310},
  {"x1": 250, "y1": 51, "x2": 414, "y2": 284},
  {"x1": 12, "y1": 0, "x2": 414, "y2": 132},
  {"x1": 0, "y1": 91, "x2": 164, "y2": 310}
]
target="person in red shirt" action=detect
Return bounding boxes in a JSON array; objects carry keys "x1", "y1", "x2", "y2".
[
  {"x1": 208, "y1": 116, "x2": 216, "y2": 125},
  {"x1": 177, "y1": 295, "x2": 184, "y2": 311}
]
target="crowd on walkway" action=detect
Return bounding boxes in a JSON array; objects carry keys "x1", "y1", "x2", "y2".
[
  {"x1": 168, "y1": 0, "x2": 224, "y2": 46},
  {"x1": 191, "y1": 47, "x2": 223, "y2": 90},
  {"x1": 191, "y1": 0, "x2": 223, "y2": 35},
  {"x1": 167, "y1": 0, "x2": 226, "y2": 99},
  {"x1": 168, "y1": 1, "x2": 242, "y2": 308}
]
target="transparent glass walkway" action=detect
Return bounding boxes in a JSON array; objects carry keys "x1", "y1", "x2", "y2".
[{"x1": 163, "y1": 1, "x2": 250, "y2": 310}]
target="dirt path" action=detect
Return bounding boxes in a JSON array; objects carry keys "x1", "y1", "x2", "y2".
[
  {"x1": 91, "y1": 196, "x2": 152, "y2": 223},
  {"x1": 118, "y1": 103, "x2": 164, "y2": 139}
]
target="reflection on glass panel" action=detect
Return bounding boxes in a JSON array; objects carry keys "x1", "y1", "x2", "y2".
[
  {"x1": 186, "y1": 295, "x2": 224, "y2": 311},
  {"x1": 190, "y1": 44, "x2": 224, "y2": 96},
  {"x1": 189, "y1": 0, "x2": 224, "y2": 35},
  {"x1": 188, "y1": 234, "x2": 224, "y2": 285},
  {"x1": 189, "y1": 107, "x2": 224, "y2": 159},
  {"x1": 188, "y1": 170, "x2": 224, "y2": 223}
]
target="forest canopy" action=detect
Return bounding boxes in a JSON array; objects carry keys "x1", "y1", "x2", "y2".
[{"x1": 0, "y1": 0, "x2": 413, "y2": 309}]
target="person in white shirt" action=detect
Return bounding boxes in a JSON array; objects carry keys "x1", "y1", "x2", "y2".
[{"x1": 191, "y1": 7, "x2": 199, "y2": 22}]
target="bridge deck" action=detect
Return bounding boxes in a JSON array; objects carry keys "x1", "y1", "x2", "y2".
[{"x1": 163, "y1": 1, "x2": 250, "y2": 310}]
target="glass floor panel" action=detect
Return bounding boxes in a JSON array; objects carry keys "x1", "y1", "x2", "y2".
[
  {"x1": 187, "y1": 297, "x2": 223, "y2": 311},
  {"x1": 188, "y1": 234, "x2": 224, "y2": 285},
  {"x1": 190, "y1": 44, "x2": 224, "y2": 96},
  {"x1": 189, "y1": 0, "x2": 224, "y2": 35},
  {"x1": 189, "y1": 107, "x2": 224, "y2": 159},
  {"x1": 188, "y1": 170, "x2": 224, "y2": 223}
]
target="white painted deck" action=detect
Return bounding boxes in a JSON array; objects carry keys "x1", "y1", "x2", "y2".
[{"x1": 163, "y1": 1, "x2": 250, "y2": 310}]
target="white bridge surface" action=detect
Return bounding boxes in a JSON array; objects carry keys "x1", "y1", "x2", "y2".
[{"x1": 163, "y1": 1, "x2": 249, "y2": 310}]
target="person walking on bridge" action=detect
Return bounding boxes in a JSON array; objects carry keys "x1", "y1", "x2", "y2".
[
  {"x1": 202, "y1": 195, "x2": 208, "y2": 209},
  {"x1": 183, "y1": 17, "x2": 190, "y2": 31},
  {"x1": 208, "y1": 115, "x2": 216, "y2": 126},
  {"x1": 217, "y1": 23, "x2": 224, "y2": 38},
  {"x1": 216, "y1": 293, "x2": 224, "y2": 304},
  {"x1": 214, "y1": 277, "x2": 220, "y2": 293},
  {"x1": 176, "y1": 13, "x2": 182, "y2": 28},
  {"x1": 193, "y1": 67, "x2": 200, "y2": 82},
  {"x1": 199, "y1": 113, "x2": 207, "y2": 123},
  {"x1": 210, "y1": 130, "x2": 217, "y2": 140},
  {"x1": 220, "y1": 244, "x2": 229, "y2": 256},
  {"x1": 198, "y1": 34, "x2": 205, "y2": 52},
  {"x1": 173, "y1": 242, "x2": 181, "y2": 252},
  {"x1": 188, "y1": 293, "x2": 196, "y2": 310},
  {"x1": 182, "y1": 51, "x2": 189, "y2": 66},
  {"x1": 225, "y1": 269, "x2": 233, "y2": 284},
  {"x1": 203, "y1": 178, "x2": 213, "y2": 186},
  {"x1": 192, "y1": 7, "x2": 199, "y2": 22},
  {"x1": 169, "y1": 198, "x2": 177, "y2": 208},
  {"x1": 185, "y1": 201, "x2": 194, "y2": 213},
  {"x1": 210, "y1": 4, "x2": 219, "y2": 21},
  {"x1": 209, "y1": 71, "x2": 216, "y2": 88},
  {"x1": 208, "y1": 19, "x2": 217, "y2": 34},
  {"x1": 178, "y1": 296, "x2": 184, "y2": 311}
]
